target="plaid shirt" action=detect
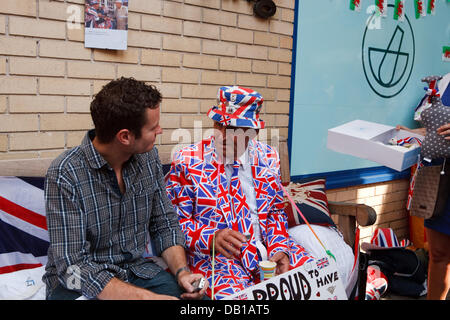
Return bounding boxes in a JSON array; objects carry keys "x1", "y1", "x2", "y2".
[{"x1": 43, "y1": 130, "x2": 185, "y2": 299}]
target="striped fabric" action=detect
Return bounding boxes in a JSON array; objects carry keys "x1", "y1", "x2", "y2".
[
  {"x1": 0, "y1": 177, "x2": 49, "y2": 274},
  {"x1": 371, "y1": 228, "x2": 400, "y2": 248},
  {"x1": 364, "y1": 228, "x2": 410, "y2": 251}
]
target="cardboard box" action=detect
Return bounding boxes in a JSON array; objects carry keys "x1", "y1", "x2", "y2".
[{"x1": 327, "y1": 120, "x2": 424, "y2": 172}]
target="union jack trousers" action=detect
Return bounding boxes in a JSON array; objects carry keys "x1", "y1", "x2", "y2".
[{"x1": 166, "y1": 136, "x2": 313, "y2": 299}]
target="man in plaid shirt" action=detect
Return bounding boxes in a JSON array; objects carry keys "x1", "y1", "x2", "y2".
[{"x1": 43, "y1": 77, "x2": 207, "y2": 300}]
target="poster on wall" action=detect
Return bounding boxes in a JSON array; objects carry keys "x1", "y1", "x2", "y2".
[
  {"x1": 84, "y1": 0, "x2": 128, "y2": 50},
  {"x1": 224, "y1": 256, "x2": 347, "y2": 300}
]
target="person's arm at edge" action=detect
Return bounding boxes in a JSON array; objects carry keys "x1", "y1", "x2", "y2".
[{"x1": 437, "y1": 122, "x2": 450, "y2": 140}]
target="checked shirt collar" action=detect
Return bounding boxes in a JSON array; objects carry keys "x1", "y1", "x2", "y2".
[{"x1": 80, "y1": 129, "x2": 144, "y2": 175}]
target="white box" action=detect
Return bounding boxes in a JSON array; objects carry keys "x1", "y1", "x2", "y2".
[{"x1": 327, "y1": 120, "x2": 424, "y2": 172}]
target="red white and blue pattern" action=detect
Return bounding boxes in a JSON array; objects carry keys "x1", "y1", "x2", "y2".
[
  {"x1": 166, "y1": 136, "x2": 313, "y2": 299},
  {"x1": 207, "y1": 86, "x2": 265, "y2": 129},
  {"x1": 0, "y1": 177, "x2": 49, "y2": 274},
  {"x1": 283, "y1": 180, "x2": 335, "y2": 228},
  {"x1": 362, "y1": 228, "x2": 410, "y2": 251},
  {"x1": 315, "y1": 257, "x2": 329, "y2": 270},
  {"x1": 365, "y1": 265, "x2": 388, "y2": 300},
  {"x1": 228, "y1": 161, "x2": 259, "y2": 272},
  {"x1": 371, "y1": 228, "x2": 399, "y2": 248},
  {"x1": 394, "y1": 136, "x2": 422, "y2": 146},
  {"x1": 406, "y1": 161, "x2": 424, "y2": 210}
]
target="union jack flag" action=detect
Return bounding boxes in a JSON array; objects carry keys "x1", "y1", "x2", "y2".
[
  {"x1": 373, "y1": 228, "x2": 400, "y2": 248},
  {"x1": 316, "y1": 257, "x2": 329, "y2": 270},
  {"x1": 0, "y1": 177, "x2": 49, "y2": 275},
  {"x1": 362, "y1": 227, "x2": 410, "y2": 251}
]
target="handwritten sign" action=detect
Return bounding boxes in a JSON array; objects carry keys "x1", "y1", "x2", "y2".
[{"x1": 225, "y1": 256, "x2": 347, "y2": 300}]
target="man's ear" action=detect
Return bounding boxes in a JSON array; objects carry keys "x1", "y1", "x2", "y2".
[{"x1": 116, "y1": 129, "x2": 134, "y2": 146}]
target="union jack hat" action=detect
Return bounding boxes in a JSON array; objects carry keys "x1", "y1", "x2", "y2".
[
  {"x1": 207, "y1": 86, "x2": 265, "y2": 129},
  {"x1": 361, "y1": 228, "x2": 410, "y2": 251}
]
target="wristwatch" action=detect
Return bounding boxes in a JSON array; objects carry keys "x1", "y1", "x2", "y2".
[{"x1": 175, "y1": 266, "x2": 190, "y2": 281}]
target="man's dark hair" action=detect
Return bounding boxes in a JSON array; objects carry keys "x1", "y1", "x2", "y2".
[{"x1": 90, "y1": 77, "x2": 162, "y2": 143}]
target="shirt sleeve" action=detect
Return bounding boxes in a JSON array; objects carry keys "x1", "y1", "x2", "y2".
[
  {"x1": 45, "y1": 167, "x2": 124, "y2": 299},
  {"x1": 147, "y1": 148, "x2": 186, "y2": 256}
]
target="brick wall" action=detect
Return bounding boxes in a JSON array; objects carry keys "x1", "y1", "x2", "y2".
[
  {"x1": 327, "y1": 179, "x2": 411, "y2": 244},
  {"x1": 0, "y1": 0, "x2": 294, "y2": 161},
  {"x1": 0, "y1": 0, "x2": 411, "y2": 243}
]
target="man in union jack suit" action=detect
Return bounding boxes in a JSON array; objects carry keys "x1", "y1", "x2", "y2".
[{"x1": 166, "y1": 86, "x2": 314, "y2": 299}]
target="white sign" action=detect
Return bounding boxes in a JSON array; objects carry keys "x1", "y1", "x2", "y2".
[{"x1": 225, "y1": 256, "x2": 347, "y2": 300}]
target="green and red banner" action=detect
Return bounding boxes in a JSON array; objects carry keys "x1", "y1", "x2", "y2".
[
  {"x1": 393, "y1": 0, "x2": 405, "y2": 21},
  {"x1": 443, "y1": 46, "x2": 450, "y2": 62},
  {"x1": 427, "y1": 0, "x2": 436, "y2": 15},
  {"x1": 414, "y1": 0, "x2": 426, "y2": 19},
  {"x1": 375, "y1": 0, "x2": 387, "y2": 17},
  {"x1": 349, "y1": 0, "x2": 362, "y2": 11}
]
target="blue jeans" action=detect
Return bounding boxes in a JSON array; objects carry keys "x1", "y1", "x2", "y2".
[{"x1": 47, "y1": 269, "x2": 182, "y2": 300}]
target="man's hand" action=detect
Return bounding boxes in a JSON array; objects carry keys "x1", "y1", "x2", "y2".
[
  {"x1": 269, "y1": 251, "x2": 290, "y2": 275},
  {"x1": 214, "y1": 228, "x2": 247, "y2": 259},
  {"x1": 161, "y1": 246, "x2": 208, "y2": 300},
  {"x1": 437, "y1": 123, "x2": 450, "y2": 140},
  {"x1": 177, "y1": 271, "x2": 209, "y2": 300}
]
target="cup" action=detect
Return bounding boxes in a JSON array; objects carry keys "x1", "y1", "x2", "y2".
[{"x1": 259, "y1": 260, "x2": 277, "y2": 281}]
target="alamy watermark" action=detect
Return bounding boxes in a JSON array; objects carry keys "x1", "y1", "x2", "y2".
[
  {"x1": 66, "y1": 265, "x2": 82, "y2": 290},
  {"x1": 66, "y1": 5, "x2": 83, "y2": 30},
  {"x1": 169, "y1": 121, "x2": 282, "y2": 164}
]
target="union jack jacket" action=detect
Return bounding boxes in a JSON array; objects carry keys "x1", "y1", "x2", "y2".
[{"x1": 166, "y1": 136, "x2": 312, "y2": 298}]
